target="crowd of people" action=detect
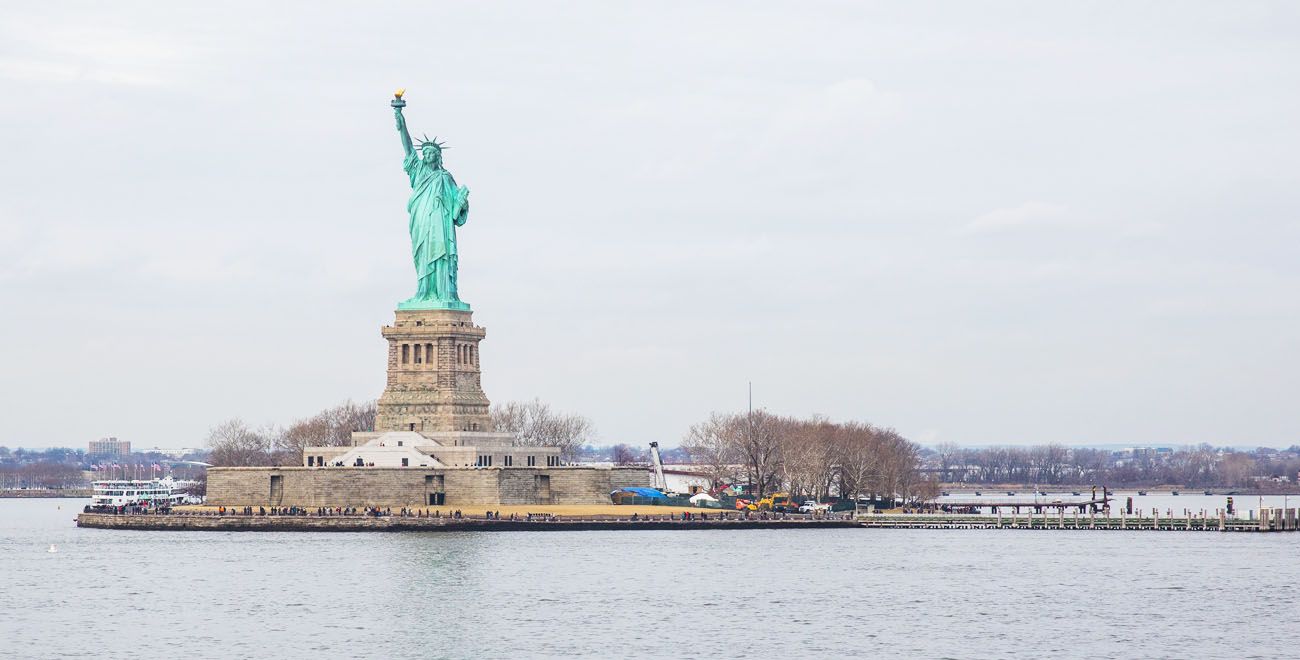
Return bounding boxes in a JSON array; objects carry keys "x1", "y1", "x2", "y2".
[{"x1": 84, "y1": 504, "x2": 173, "y2": 515}]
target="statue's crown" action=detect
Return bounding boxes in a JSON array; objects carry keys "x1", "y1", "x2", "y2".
[{"x1": 418, "y1": 134, "x2": 447, "y2": 151}]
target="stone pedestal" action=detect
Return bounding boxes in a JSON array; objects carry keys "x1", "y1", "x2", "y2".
[{"x1": 374, "y1": 308, "x2": 493, "y2": 433}]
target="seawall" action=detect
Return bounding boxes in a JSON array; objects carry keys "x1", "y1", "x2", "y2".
[
  {"x1": 206, "y1": 466, "x2": 650, "y2": 508},
  {"x1": 75, "y1": 510, "x2": 1300, "y2": 532},
  {"x1": 75, "y1": 513, "x2": 856, "y2": 532}
]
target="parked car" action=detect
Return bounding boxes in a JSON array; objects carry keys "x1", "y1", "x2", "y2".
[{"x1": 798, "y1": 501, "x2": 830, "y2": 514}]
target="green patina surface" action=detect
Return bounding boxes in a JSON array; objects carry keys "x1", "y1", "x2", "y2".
[{"x1": 393, "y1": 92, "x2": 471, "y2": 311}]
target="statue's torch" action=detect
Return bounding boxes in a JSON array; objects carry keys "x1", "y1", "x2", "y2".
[{"x1": 392, "y1": 88, "x2": 406, "y2": 109}]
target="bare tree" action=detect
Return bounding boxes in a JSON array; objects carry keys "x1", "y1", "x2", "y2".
[
  {"x1": 935, "y1": 442, "x2": 962, "y2": 483},
  {"x1": 277, "y1": 415, "x2": 331, "y2": 459},
  {"x1": 778, "y1": 421, "x2": 818, "y2": 499},
  {"x1": 779, "y1": 417, "x2": 838, "y2": 500},
  {"x1": 276, "y1": 400, "x2": 378, "y2": 459},
  {"x1": 736, "y1": 410, "x2": 785, "y2": 498},
  {"x1": 612, "y1": 444, "x2": 641, "y2": 465},
  {"x1": 207, "y1": 419, "x2": 273, "y2": 467},
  {"x1": 14, "y1": 463, "x2": 86, "y2": 489},
  {"x1": 1218, "y1": 452, "x2": 1255, "y2": 487},
  {"x1": 679, "y1": 408, "x2": 927, "y2": 508},
  {"x1": 682, "y1": 410, "x2": 785, "y2": 497},
  {"x1": 491, "y1": 399, "x2": 594, "y2": 461},
  {"x1": 837, "y1": 421, "x2": 881, "y2": 513},
  {"x1": 682, "y1": 412, "x2": 743, "y2": 489},
  {"x1": 912, "y1": 474, "x2": 942, "y2": 503},
  {"x1": 875, "y1": 427, "x2": 918, "y2": 506},
  {"x1": 332, "y1": 400, "x2": 377, "y2": 439}
]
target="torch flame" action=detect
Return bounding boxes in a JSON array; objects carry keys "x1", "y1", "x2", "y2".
[{"x1": 394, "y1": 88, "x2": 406, "y2": 99}]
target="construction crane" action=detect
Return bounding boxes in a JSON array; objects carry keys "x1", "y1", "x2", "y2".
[{"x1": 648, "y1": 442, "x2": 667, "y2": 491}]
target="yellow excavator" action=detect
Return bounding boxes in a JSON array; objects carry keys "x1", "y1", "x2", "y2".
[{"x1": 750, "y1": 492, "x2": 800, "y2": 512}]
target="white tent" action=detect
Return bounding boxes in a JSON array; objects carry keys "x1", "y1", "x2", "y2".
[{"x1": 689, "y1": 492, "x2": 718, "y2": 505}]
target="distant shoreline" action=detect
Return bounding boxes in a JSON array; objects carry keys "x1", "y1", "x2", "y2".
[
  {"x1": 1, "y1": 489, "x2": 90, "y2": 498},
  {"x1": 75, "y1": 511, "x2": 1300, "y2": 533},
  {"x1": 939, "y1": 484, "x2": 1300, "y2": 495}
]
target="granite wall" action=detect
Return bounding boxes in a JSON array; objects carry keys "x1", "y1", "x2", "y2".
[{"x1": 206, "y1": 466, "x2": 650, "y2": 507}]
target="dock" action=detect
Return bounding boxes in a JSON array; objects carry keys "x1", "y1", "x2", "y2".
[
  {"x1": 936, "y1": 495, "x2": 1110, "y2": 513},
  {"x1": 859, "y1": 509, "x2": 1295, "y2": 532}
]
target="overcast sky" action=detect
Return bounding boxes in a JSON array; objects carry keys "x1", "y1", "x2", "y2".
[{"x1": 2, "y1": 2, "x2": 1298, "y2": 450}]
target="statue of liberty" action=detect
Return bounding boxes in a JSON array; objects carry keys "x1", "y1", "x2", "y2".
[{"x1": 392, "y1": 89, "x2": 471, "y2": 311}]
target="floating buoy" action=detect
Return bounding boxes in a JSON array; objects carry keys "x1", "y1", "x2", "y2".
[{"x1": 48, "y1": 544, "x2": 58, "y2": 553}]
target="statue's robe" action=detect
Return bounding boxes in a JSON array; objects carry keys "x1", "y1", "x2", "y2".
[{"x1": 404, "y1": 152, "x2": 470, "y2": 303}]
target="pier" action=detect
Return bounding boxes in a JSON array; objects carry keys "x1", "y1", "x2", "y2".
[
  {"x1": 862, "y1": 507, "x2": 1300, "y2": 532},
  {"x1": 936, "y1": 495, "x2": 1110, "y2": 513}
]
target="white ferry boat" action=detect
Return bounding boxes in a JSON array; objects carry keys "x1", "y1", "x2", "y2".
[{"x1": 90, "y1": 477, "x2": 197, "y2": 508}]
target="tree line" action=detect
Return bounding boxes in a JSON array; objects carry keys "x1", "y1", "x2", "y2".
[
  {"x1": 488, "y1": 399, "x2": 594, "y2": 461},
  {"x1": 932, "y1": 443, "x2": 1300, "y2": 489},
  {"x1": 682, "y1": 410, "x2": 931, "y2": 503},
  {"x1": 0, "y1": 462, "x2": 86, "y2": 489},
  {"x1": 206, "y1": 400, "x2": 378, "y2": 467}
]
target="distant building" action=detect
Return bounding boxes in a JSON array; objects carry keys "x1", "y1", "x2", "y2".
[
  {"x1": 662, "y1": 468, "x2": 712, "y2": 495},
  {"x1": 88, "y1": 437, "x2": 130, "y2": 458},
  {"x1": 1112, "y1": 447, "x2": 1174, "y2": 460},
  {"x1": 303, "y1": 430, "x2": 559, "y2": 469},
  {"x1": 136, "y1": 447, "x2": 205, "y2": 460}
]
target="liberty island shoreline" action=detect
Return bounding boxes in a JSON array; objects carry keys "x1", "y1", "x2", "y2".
[
  {"x1": 74, "y1": 510, "x2": 856, "y2": 532},
  {"x1": 75, "y1": 505, "x2": 1299, "y2": 533}
]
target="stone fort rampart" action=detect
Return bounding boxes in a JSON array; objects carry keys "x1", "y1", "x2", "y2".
[{"x1": 207, "y1": 466, "x2": 649, "y2": 508}]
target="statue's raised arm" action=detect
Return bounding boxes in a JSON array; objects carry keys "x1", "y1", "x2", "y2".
[{"x1": 393, "y1": 88, "x2": 413, "y2": 157}]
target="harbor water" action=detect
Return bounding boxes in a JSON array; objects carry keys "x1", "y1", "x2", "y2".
[{"x1": 3, "y1": 498, "x2": 1299, "y2": 659}]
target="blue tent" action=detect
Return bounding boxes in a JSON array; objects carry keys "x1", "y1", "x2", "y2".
[{"x1": 613, "y1": 487, "x2": 667, "y2": 499}]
